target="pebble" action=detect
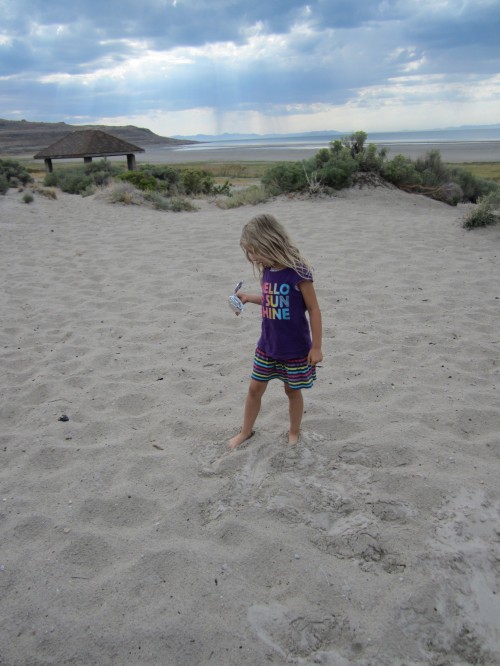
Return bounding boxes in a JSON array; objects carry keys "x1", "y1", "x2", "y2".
[{"x1": 294, "y1": 553, "x2": 301, "y2": 560}]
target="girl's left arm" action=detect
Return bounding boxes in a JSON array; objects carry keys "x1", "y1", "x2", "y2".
[{"x1": 299, "y1": 281, "x2": 323, "y2": 366}]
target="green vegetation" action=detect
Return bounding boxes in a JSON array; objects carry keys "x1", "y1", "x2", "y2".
[
  {"x1": 261, "y1": 132, "x2": 387, "y2": 195},
  {"x1": 143, "y1": 191, "x2": 197, "y2": 212},
  {"x1": 35, "y1": 186, "x2": 57, "y2": 200},
  {"x1": 463, "y1": 189, "x2": 500, "y2": 229},
  {"x1": 0, "y1": 158, "x2": 33, "y2": 192},
  {"x1": 216, "y1": 185, "x2": 270, "y2": 209},
  {"x1": 3, "y1": 145, "x2": 499, "y2": 226},
  {"x1": 43, "y1": 159, "x2": 120, "y2": 194},
  {"x1": 101, "y1": 182, "x2": 196, "y2": 212},
  {"x1": 118, "y1": 171, "x2": 158, "y2": 191},
  {"x1": 452, "y1": 162, "x2": 500, "y2": 185},
  {"x1": 22, "y1": 192, "x2": 34, "y2": 204},
  {"x1": 258, "y1": 132, "x2": 500, "y2": 212}
]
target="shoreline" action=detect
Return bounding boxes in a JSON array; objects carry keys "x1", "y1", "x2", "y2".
[{"x1": 139, "y1": 140, "x2": 500, "y2": 164}]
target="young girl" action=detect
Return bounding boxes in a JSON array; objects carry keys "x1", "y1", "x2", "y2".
[{"x1": 229, "y1": 214, "x2": 323, "y2": 449}]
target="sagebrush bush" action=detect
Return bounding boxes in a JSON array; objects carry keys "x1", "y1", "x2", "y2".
[
  {"x1": 43, "y1": 168, "x2": 93, "y2": 194},
  {"x1": 0, "y1": 158, "x2": 33, "y2": 188},
  {"x1": 383, "y1": 154, "x2": 422, "y2": 186},
  {"x1": 103, "y1": 182, "x2": 139, "y2": 204},
  {"x1": 35, "y1": 187, "x2": 57, "y2": 200},
  {"x1": 140, "y1": 165, "x2": 180, "y2": 186},
  {"x1": 0, "y1": 174, "x2": 8, "y2": 195},
  {"x1": 142, "y1": 191, "x2": 196, "y2": 211},
  {"x1": 22, "y1": 192, "x2": 34, "y2": 204},
  {"x1": 216, "y1": 185, "x2": 270, "y2": 209},
  {"x1": 181, "y1": 169, "x2": 215, "y2": 195},
  {"x1": 118, "y1": 171, "x2": 157, "y2": 191},
  {"x1": 316, "y1": 159, "x2": 357, "y2": 190},
  {"x1": 169, "y1": 197, "x2": 198, "y2": 212},
  {"x1": 415, "y1": 150, "x2": 449, "y2": 185},
  {"x1": 463, "y1": 189, "x2": 500, "y2": 229},
  {"x1": 42, "y1": 160, "x2": 119, "y2": 194},
  {"x1": 261, "y1": 162, "x2": 308, "y2": 194},
  {"x1": 447, "y1": 167, "x2": 497, "y2": 202}
]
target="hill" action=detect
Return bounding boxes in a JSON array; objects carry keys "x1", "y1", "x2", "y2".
[{"x1": 0, "y1": 119, "x2": 196, "y2": 155}]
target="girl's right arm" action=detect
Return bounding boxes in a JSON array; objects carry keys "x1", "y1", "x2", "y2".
[{"x1": 237, "y1": 291, "x2": 263, "y2": 306}]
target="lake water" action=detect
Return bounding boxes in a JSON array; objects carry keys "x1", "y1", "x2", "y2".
[{"x1": 143, "y1": 128, "x2": 500, "y2": 164}]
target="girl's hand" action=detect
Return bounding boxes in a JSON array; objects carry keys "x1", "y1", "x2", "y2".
[
  {"x1": 237, "y1": 292, "x2": 263, "y2": 306},
  {"x1": 236, "y1": 291, "x2": 248, "y2": 304},
  {"x1": 308, "y1": 347, "x2": 323, "y2": 366}
]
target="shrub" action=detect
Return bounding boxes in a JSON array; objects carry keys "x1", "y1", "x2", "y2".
[
  {"x1": 169, "y1": 197, "x2": 198, "y2": 212},
  {"x1": 42, "y1": 161, "x2": 120, "y2": 194},
  {"x1": 0, "y1": 174, "x2": 8, "y2": 195},
  {"x1": 260, "y1": 132, "x2": 385, "y2": 195},
  {"x1": 261, "y1": 162, "x2": 308, "y2": 194},
  {"x1": 463, "y1": 189, "x2": 500, "y2": 229},
  {"x1": 22, "y1": 192, "x2": 34, "y2": 204},
  {"x1": 384, "y1": 154, "x2": 422, "y2": 186},
  {"x1": 84, "y1": 159, "x2": 120, "y2": 175},
  {"x1": 35, "y1": 187, "x2": 57, "y2": 200},
  {"x1": 140, "y1": 164, "x2": 180, "y2": 186},
  {"x1": 43, "y1": 172, "x2": 58, "y2": 187},
  {"x1": 181, "y1": 169, "x2": 215, "y2": 195},
  {"x1": 447, "y1": 167, "x2": 497, "y2": 203},
  {"x1": 345, "y1": 130, "x2": 368, "y2": 157},
  {"x1": 415, "y1": 150, "x2": 449, "y2": 185},
  {"x1": 319, "y1": 160, "x2": 357, "y2": 189},
  {"x1": 434, "y1": 182, "x2": 464, "y2": 206},
  {"x1": 0, "y1": 158, "x2": 33, "y2": 186},
  {"x1": 356, "y1": 143, "x2": 387, "y2": 172},
  {"x1": 211, "y1": 180, "x2": 232, "y2": 196},
  {"x1": 216, "y1": 185, "x2": 270, "y2": 209},
  {"x1": 43, "y1": 168, "x2": 93, "y2": 194},
  {"x1": 103, "y1": 182, "x2": 140, "y2": 205},
  {"x1": 118, "y1": 171, "x2": 157, "y2": 191},
  {"x1": 60, "y1": 173, "x2": 94, "y2": 194}
]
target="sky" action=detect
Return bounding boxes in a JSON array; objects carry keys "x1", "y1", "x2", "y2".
[{"x1": 1, "y1": 0, "x2": 499, "y2": 137}]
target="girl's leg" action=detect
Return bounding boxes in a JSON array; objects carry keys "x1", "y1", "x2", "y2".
[
  {"x1": 284, "y1": 384, "x2": 303, "y2": 445},
  {"x1": 229, "y1": 379, "x2": 268, "y2": 449}
]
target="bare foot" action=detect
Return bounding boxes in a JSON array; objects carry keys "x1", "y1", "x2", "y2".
[
  {"x1": 288, "y1": 431, "x2": 300, "y2": 446},
  {"x1": 228, "y1": 430, "x2": 254, "y2": 450}
]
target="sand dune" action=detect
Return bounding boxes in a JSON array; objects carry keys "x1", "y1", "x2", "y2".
[{"x1": 1, "y1": 185, "x2": 499, "y2": 665}]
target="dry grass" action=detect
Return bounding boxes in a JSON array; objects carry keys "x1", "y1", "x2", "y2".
[{"x1": 446, "y1": 162, "x2": 500, "y2": 184}]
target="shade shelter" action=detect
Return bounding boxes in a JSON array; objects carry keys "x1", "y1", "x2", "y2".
[{"x1": 34, "y1": 130, "x2": 145, "y2": 172}]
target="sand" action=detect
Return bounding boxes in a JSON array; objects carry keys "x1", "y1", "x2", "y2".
[{"x1": 1, "y1": 184, "x2": 499, "y2": 665}]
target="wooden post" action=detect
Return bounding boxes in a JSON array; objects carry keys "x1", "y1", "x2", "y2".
[
  {"x1": 44, "y1": 158, "x2": 53, "y2": 173},
  {"x1": 127, "y1": 153, "x2": 136, "y2": 171}
]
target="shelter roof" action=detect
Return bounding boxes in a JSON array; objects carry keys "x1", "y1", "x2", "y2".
[{"x1": 34, "y1": 130, "x2": 144, "y2": 159}]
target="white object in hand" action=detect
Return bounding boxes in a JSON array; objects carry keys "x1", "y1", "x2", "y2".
[{"x1": 228, "y1": 281, "x2": 244, "y2": 315}]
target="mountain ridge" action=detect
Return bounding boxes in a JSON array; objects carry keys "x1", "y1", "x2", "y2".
[
  {"x1": 0, "y1": 119, "x2": 196, "y2": 155},
  {"x1": 173, "y1": 124, "x2": 500, "y2": 142}
]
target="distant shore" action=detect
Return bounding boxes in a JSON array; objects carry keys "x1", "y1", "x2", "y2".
[{"x1": 140, "y1": 140, "x2": 500, "y2": 164}]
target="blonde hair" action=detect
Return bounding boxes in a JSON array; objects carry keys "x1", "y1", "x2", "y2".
[{"x1": 240, "y1": 214, "x2": 312, "y2": 281}]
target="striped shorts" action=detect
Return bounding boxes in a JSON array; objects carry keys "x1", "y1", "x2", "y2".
[{"x1": 251, "y1": 347, "x2": 317, "y2": 390}]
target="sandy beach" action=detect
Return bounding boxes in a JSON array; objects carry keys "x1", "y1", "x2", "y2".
[{"x1": 1, "y1": 184, "x2": 499, "y2": 665}]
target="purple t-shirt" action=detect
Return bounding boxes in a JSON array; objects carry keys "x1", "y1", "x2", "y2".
[{"x1": 257, "y1": 266, "x2": 313, "y2": 360}]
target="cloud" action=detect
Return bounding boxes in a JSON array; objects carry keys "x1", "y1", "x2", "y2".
[{"x1": 0, "y1": 0, "x2": 498, "y2": 133}]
